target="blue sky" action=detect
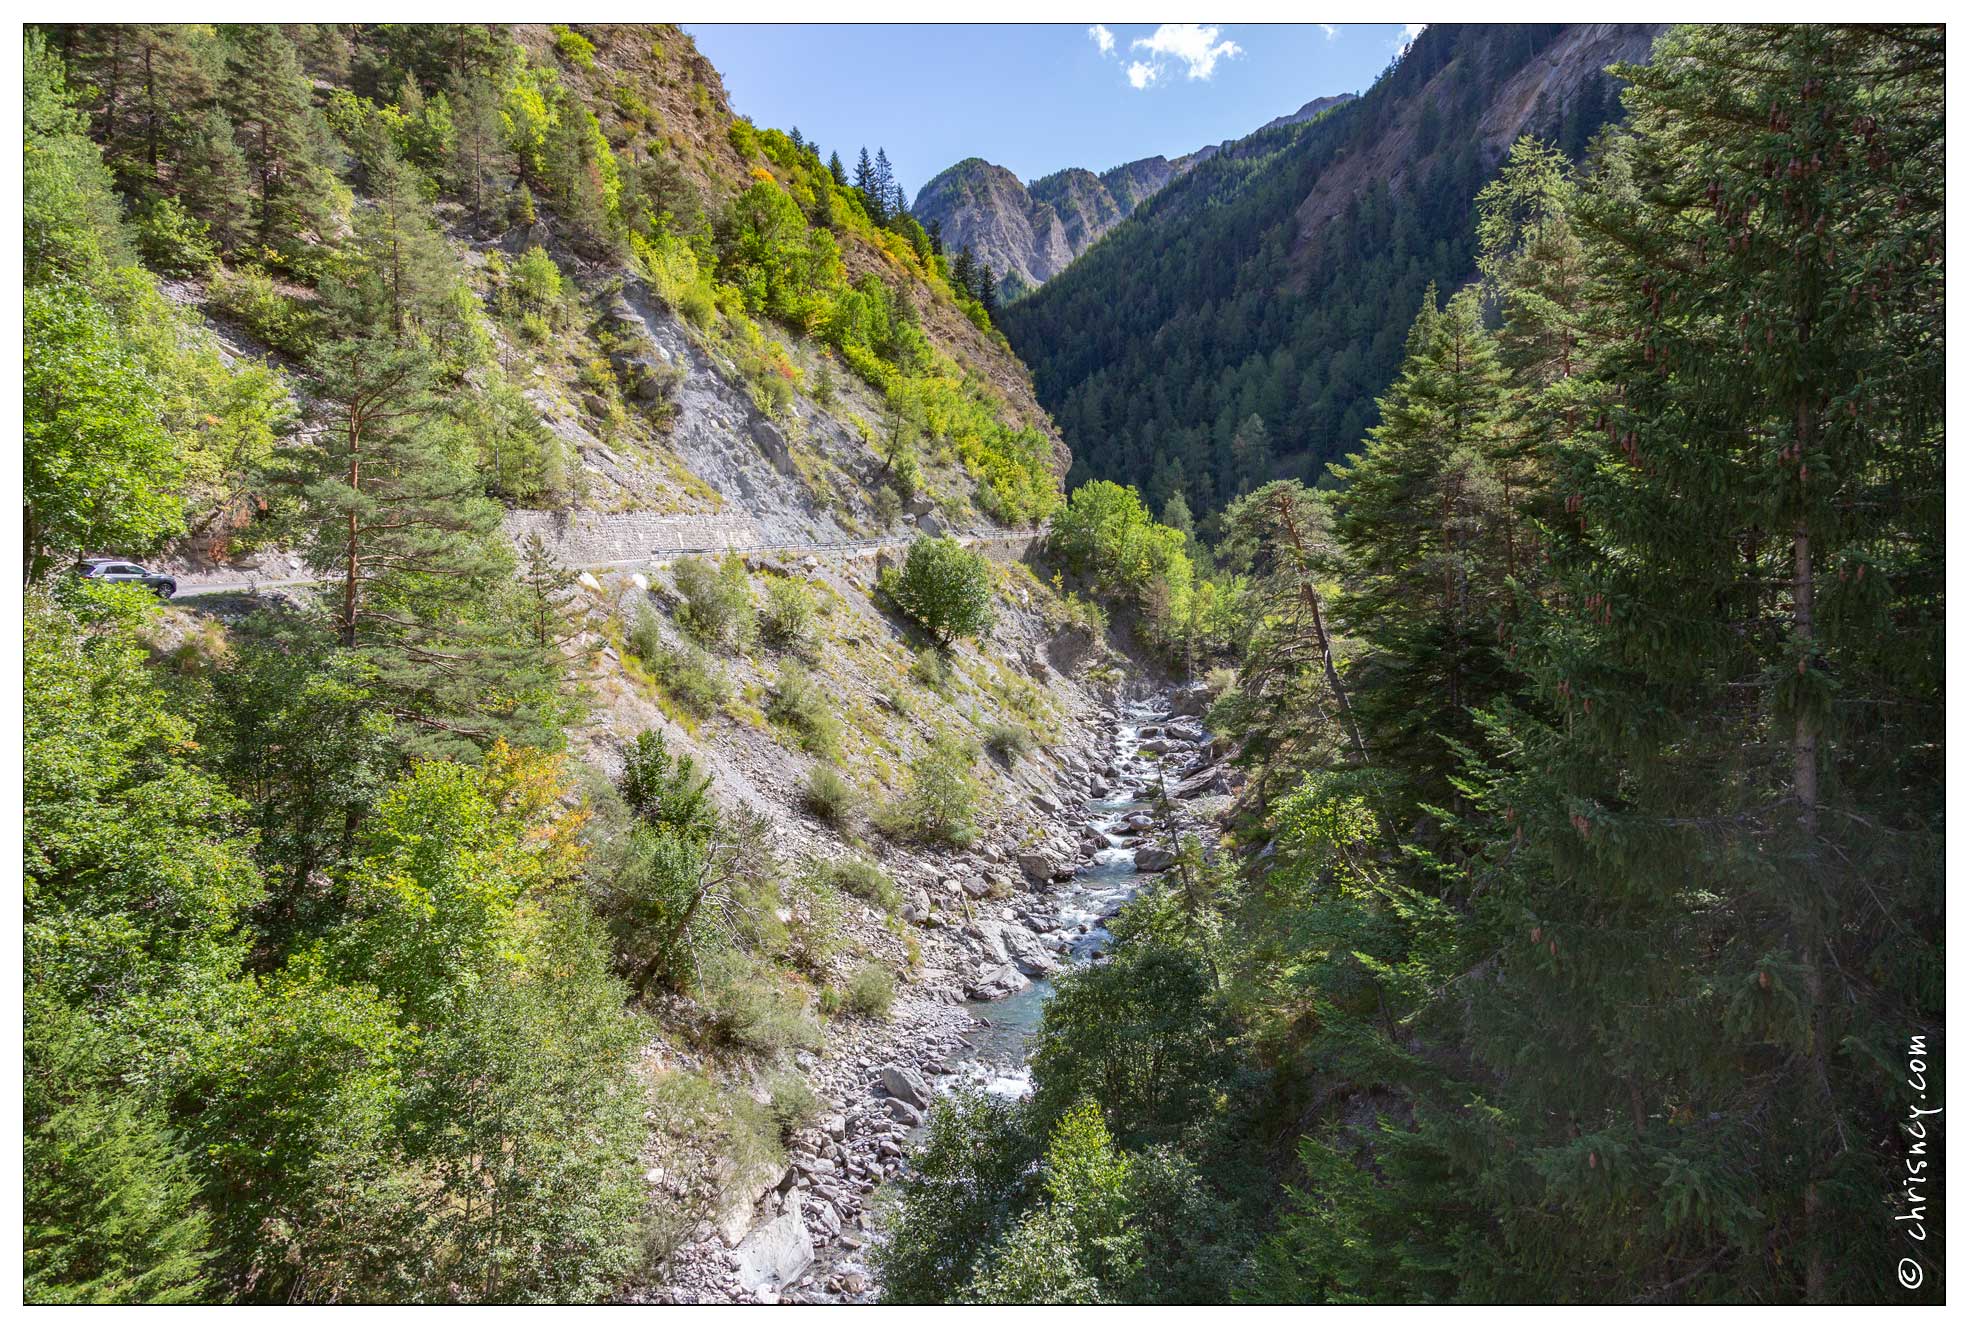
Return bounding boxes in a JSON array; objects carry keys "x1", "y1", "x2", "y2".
[{"x1": 686, "y1": 23, "x2": 1424, "y2": 203}]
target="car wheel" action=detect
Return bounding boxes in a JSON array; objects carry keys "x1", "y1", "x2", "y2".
[{"x1": 155, "y1": 581, "x2": 176, "y2": 600}]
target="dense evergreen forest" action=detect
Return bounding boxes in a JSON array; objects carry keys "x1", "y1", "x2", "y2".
[
  {"x1": 19, "y1": 20, "x2": 1946, "y2": 1307},
  {"x1": 885, "y1": 23, "x2": 1946, "y2": 1304},
  {"x1": 1002, "y1": 23, "x2": 1634, "y2": 517}
]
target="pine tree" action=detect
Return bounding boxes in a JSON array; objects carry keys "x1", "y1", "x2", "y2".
[
  {"x1": 220, "y1": 24, "x2": 332, "y2": 255},
  {"x1": 852, "y1": 146, "x2": 877, "y2": 217},
  {"x1": 1343, "y1": 25, "x2": 1944, "y2": 1302},
  {"x1": 175, "y1": 106, "x2": 253, "y2": 254},
  {"x1": 1214, "y1": 481, "x2": 1367, "y2": 791},
  {"x1": 1327, "y1": 285, "x2": 1523, "y2": 815},
  {"x1": 951, "y1": 245, "x2": 978, "y2": 302},
  {"x1": 871, "y1": 147, "x2": 896, "y2": 226},
  {"x1": 827, "y1": 150, "x2": 847, "y2": 188},
  {"x1": 1229, "y1": 413, "x2": 1273, "y2": 494},
  {"x1": 448, "y1": 77, "x2": 514, "y2": 232}
]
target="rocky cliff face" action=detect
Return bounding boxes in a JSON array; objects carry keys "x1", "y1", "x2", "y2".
[
  {"x1": 908, "y1": 150, "x2": 1203, "y2": 299},
  {"x1": 911, "y1": 91, "x2": 1359, "y2": 302}
]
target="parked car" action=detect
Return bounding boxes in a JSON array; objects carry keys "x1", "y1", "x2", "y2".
[{"x1": 74, "y1": 557, "x2": 177, "y2": 599}]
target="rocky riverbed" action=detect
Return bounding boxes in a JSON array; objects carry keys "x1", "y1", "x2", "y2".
[{"x1": 640, "y1": 681, "x2": 1234, "y2": 1305}]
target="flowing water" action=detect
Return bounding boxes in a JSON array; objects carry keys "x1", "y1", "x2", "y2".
[{"x1": 946, "y1": 694, "x2": 1181, "y2": 1098}]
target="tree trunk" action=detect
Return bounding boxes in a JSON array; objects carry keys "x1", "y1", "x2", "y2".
[
  {"x1": 1792, "y1": 395, "x2": 1831, "y2": 1301},
  {"x1": 342, "y1": 414, "x2": 361, "y2": 648},
  {"x1": 1273, "y1": 489, "x2": 1368, "y2": 764}
]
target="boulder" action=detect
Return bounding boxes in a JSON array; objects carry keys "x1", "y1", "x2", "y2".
[
  {"x1": 806, "y1": 1198, "x2": 843, "y2": 1240},
  {"x1": 734, "y1": 1210, "x2": 814, "y2": 1292},
  {"x1": 1016, "y1": 851, "x2": 1058, "y2": 883},
  {"x1": 965, "y1": 921, "x2": 1011, "y2": 966},
  {"x1": 1133, "y1": 847, "x2": 1179, "y2": 872},
  {"x1": 885, "y1": 1098, "x2": 925, "y2": 1127},
  {"x1": 715, "y1": 1156, "x2": 790, "y2": 1245},
  {"x1": 877, "y1": 1064, "x2": 932, "y2": 1111},
  {"x1": 1004, "y1": 929, "x2": 1062, "y2": 977},
  {"x1": 1169, "y1": 682, "x2": 1214, "y2": 716},
  {"x1": 1172, "y1": 766, "x2": 1231, "y2": 800},
  {"x1": 966, "y1": 963, "x2": 1028, "y2": 1000}
]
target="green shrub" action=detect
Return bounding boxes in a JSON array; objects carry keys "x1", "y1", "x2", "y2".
[
  {"x1": 627, "y1": 603, "x2": 666, "y2": 661},
  {"x1": 880, "y1": 536, "x2": 995, "y2": 647},
  {"x1": 766, "y1": 661, "x2": 841, "y2": 757},
  {"x1": 844, "y1": 962, "x2": 896, "y2": 1020},
  {"x1": 909, "y1": 647, "x2": 954, "y2": 696},
  {"x1": 673, "y1": 554, "x2": 755, "y2": 652},
  {"x1": 209, "y1": 265, "x2": 310, "y2": 355},
  {"x1": 677, "y1": 283, "x2": 716, "y2": 329},
  {"x1": 512, "y1": 245, "x2": 564, "y2": 318},
  {"x1": 629, "y1": 608, "x2": 730, "y2": 718},
  {"x1": 657, "y1": 646, "x2": 728, "y2": 718},
  {"x1": 802, "y1": 763, "x2": 860, "y2": 826},
  {"x1": 653, "y1": 641, "x2": 732, "y2": 724},
  {"x1": 766, "y1": 1072, "x2": 823, "y2": 1143},
  {"x1": 551, "y1": 24, "x2": 597, "y2": 70},
  {"x1": 781, "y1": 862, "x2": 845, "y2": 977},
  {"x1": 825, "y1": 856, "x2": 901, "y2": 914},
  {"x1": 136, "y1": 197, "x2": 217, "y2": 276},
  {"x1": 647, "y1": 1071, "x2": 783, "y2": 1256},
  {"x1": 983, "y1": 720, "x2": 1036, "y2": 763},
  {"x1": 877, "y1": 728, "x2": 981, "y2": 847},
  {"x1": 759, "y1": 575, "x2": 818, "y2": 656},
  {"x1": 696, "y1": 950, "x2": 820, "y2": 1055}
]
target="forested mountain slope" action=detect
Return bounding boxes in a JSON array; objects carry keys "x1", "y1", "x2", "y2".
[{"x1": 1002, "y1": 23, "x2": 1657, "y2": 512}]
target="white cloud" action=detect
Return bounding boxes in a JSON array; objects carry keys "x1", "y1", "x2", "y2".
[
  {"x1": 1320, "y1": 24, "x2": 1338, "y2": 40},
  {"x1": 1088, "y1": 24, "x2": 1115, "y2": 56},
  {"x1": 1399, "y1": 23, "x2": 1427, "y2": 52},
  {"x1": 1129, "y1": 23, "x2": 1242, "y2": 84}
]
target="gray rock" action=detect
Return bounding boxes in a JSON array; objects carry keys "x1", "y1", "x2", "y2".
[
  {"x1": 1133, "y1": 846, "x2": 1179, "y2": 872},
  {"x1": 885, "y1": 1098, "x2": 925, "y2": 1127},
  {"x1": 966, "y1": 963, "x2": 1029, "y2": 1000},
  {"x1": 1016, "y1": 851, "x2": 1058, "y2": 883},
  {"x1": 735, "y1": 1210, "x2": 814, "y2": 1291},
  {"x1": 877, "y1": 1064, "x2": 932, "y2": 1110}
]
